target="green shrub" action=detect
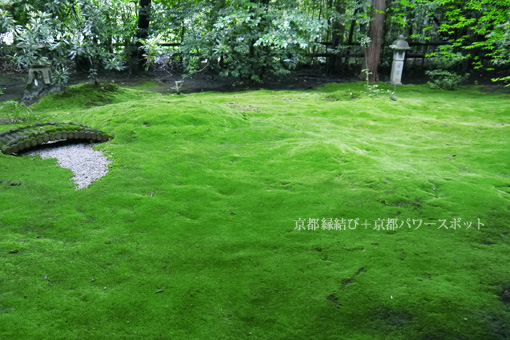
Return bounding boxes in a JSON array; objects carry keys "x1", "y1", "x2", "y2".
[
  {"x1": 179, "y1": 1, "x2": 325, "y2": 82},
  {"x1": 426, "y1": 70, "x2": 468, "y2": 91},
  {"x1": 0, "y1": 99, "x2": 32, "y2": 123}
]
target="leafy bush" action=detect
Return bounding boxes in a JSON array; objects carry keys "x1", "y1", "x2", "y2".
[
  {"x1": 492, "y1": 75, "x2": 510, "y2": 86},
  {"x1": 179, "y1": 1, "x2": 326, "y2": 82},
  {"x1": 0, "y1": 88, "x2": 33, "y2": 123},
  {"x1": 9, "y1": 1, "x2": 134, "y2": 85},
  {"x1": 424, "y1": 47, "x2": 469, "y2": 91},
  {"x1": 426, "y1": 70, "x2": 468, "y2": 91},
  {"x1": 427, "y1": 48, "x2": 465, "y2": 70}
]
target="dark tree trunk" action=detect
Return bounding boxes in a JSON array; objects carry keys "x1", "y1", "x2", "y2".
[
  {"x1": 348, "y1": 18, "x2": 356, "y2": 45},
  {"x1": 136, "y1": 0, "x2": 151, "y2": 71},
  {"x1": 361, "y1": 0, "x2": 386, "y2": 82},
  {"x1": 327, "y1": 0, "x2": 346, "y2": 74}
]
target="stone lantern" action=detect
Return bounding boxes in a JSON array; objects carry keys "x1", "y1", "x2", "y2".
[
  {"x1": 27, "y1": 61, "x2": 52, "y2": 86},
  {"x1": 389, "y1": 35, "x2": 410, "y2": 85},
  {"x1": 26, "y1": 44, "x2": 52, "y2": 86}
]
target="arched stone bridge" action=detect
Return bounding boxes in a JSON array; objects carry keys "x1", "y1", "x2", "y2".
[{"x1": 0, "y1": 122, "x2": 112, "y2": 155}]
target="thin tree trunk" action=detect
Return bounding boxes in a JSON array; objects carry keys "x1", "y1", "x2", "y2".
[
  {"x1": 327, "y1": 0, "x2": 346, "y2": 74},
  {"x1": 136, "y1": 0, "x2": 151, "y2": 71},
  {"x1": 361, "y1": 0, "x2": 386, "y2": 82}
]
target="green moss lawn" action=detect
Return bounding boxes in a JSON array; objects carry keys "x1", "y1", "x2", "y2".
[{"x1": 1, "y1": 82, "x2": 509, "y2": 339}]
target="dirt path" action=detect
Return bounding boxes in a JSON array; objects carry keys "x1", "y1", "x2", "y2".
[
  {"x1": 3, "y1": 69, "x2": 505, "y2": 104},
  {"x1": 0, "y1": 70, "x2": 352, "y2": 103}
]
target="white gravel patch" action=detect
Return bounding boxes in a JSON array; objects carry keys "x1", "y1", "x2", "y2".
[{"x1": 25, "y1": 143, "x2": 112, "y2": 189}]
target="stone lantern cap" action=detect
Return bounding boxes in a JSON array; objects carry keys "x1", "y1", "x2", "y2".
[{"x1": 390, "y1": 35, "x2": 411, "y2": 51}]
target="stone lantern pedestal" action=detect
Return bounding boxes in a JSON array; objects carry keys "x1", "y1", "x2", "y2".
[{"x1": 389, "y1": 35, "x2": 411, "y2": 85}]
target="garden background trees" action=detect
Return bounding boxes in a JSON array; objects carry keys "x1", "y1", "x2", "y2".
[{"x1": 0, "y1": 0, "x2": 508, "y2": 85}]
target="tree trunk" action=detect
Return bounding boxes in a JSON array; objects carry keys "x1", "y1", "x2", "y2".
[
  {"x1": 327, "y1": 0, "x2": 346, "y2": 74},
  {"x1": 361, "y1": 0, "x2": 386, "y2": 82},
  {"x1": 136, "y1": 0, "x2": 151, "y2": 71}
]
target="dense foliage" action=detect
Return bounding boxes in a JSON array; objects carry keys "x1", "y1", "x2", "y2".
[
  {"x1": 0, "y1": 0, "x2": 508, "y2": 84},
  {"x1": 178, "y1": 1, "x2": 325, "y2": 81},
  {"x1": 397, "y1": 0, "x2": 510, "y2": 83},
  {"x1": 1, "y1": 0, "x2": 136, "y2": 83}
]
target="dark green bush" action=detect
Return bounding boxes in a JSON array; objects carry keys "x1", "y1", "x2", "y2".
[{"x1": 426, "y1": 70, "x2": 468, "y2": 91}]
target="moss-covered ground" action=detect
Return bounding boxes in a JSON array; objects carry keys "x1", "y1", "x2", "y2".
[{"x1": 1, "y1": 82, "x2": 509, "y2": 339}]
